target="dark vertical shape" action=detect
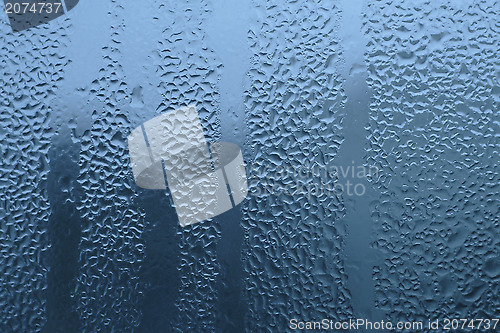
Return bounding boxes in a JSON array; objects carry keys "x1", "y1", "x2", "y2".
[
  {"x1": 205, "y1": 0, "x2": 253, "y2": 330},
  {"x1": 43, "y1": 129, "x2": 82, "y2": 333},
  {"x1": 336, "y1": 0, "x2": 386, "y2": 324},
  {"x1": 136, "y1": 190, "x2": 180, "y2": 333},
  {"x1": 216, "y1": 209, "x2": 245, "y2": 333}
]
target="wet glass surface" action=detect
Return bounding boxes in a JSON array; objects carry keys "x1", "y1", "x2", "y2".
[{"x1": 0, "y1": 0, "x2": 498, "y2": 332}]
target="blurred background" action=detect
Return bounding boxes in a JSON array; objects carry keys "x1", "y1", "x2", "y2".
[{"x1": 0, "y1": 0, "x2": 498, "y2": 332}]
